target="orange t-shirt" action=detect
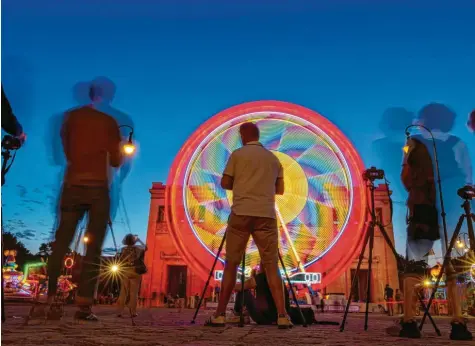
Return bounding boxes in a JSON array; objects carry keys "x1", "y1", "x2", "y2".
[{"x1": 61, "y1": 106, "x2": 123, "y2": 186}]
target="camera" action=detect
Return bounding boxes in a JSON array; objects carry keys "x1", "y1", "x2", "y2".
[
  {"x1": 1, "y1": 135, "x2": 22, "y2": 151},
  {"x1": 457, "y1": 185, "x2": 475, "y2": 200},
  {"x1": 362, "y1": 167, "x2": 385, "y2": 181}
]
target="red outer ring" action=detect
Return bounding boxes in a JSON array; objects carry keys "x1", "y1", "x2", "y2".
[
  {"x1": 166, "y1": 101, "x2": 367, "y2": 287},
  {"x1": 64, "y1": 257, "x2": 74, "y2": 269}
]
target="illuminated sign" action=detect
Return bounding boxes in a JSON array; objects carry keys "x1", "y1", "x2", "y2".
[{"x1": 214, "y1": 270, "x2": 321, "y2": 284}]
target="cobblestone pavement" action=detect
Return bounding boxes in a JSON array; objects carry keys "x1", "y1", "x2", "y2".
[{"x1": 2, "y1": 304, "x2": 474, "y2": 346}]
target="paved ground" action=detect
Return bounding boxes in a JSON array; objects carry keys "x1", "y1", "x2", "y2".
[{"x1": 1, "y1": 304, "x2": 474, "y2": 345}]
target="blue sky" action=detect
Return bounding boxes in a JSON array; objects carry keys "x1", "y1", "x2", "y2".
[{"x1": 1, "y1": 0, "x2": 474, "y2": 256}]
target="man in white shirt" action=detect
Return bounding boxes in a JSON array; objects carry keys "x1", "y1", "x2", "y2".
[{"x1": 206, "y1": 122, "x2": 292, "y2": 329}]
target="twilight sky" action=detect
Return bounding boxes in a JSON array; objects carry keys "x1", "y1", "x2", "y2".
[{"x1": 1, "y1": 0, "x2": 474, "y2": 257}]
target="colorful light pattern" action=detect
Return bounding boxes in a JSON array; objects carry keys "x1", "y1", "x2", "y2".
[{"x1": 167, "y1": 101, "x2": 367, "y2": 287}]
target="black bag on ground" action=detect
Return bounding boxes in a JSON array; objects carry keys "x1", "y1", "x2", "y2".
[{"x1": 288, "y1": 307, "x2": 316, "y2": 325}]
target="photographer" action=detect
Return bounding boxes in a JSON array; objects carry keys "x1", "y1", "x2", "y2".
[
  {"x1": 391, "y1": 105, "x2": 473, "y2": 340},
  {"x1": 117, "y1": 234, "x2": 147, "y2": 318},
  {"x1": 46, "y1": 84, "x2": 124, "y2": 321}
]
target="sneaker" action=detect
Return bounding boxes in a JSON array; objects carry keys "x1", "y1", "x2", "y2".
[
  {"x1": 399, "y1": 320, "x2": 421, "y2": 339},
  {"x1": 277, "y1": 314, "x2": 293, "y2": 329},
  {"x1": 450, "y1": 321, "x2": 473, "y2": 341},
  {"x1": 226, "y1": 310, "x2": 250, "y2": 324},
  {"x1": 74, "y1": 307, "x2": 99, "y2": 322},
  {"x1": 205, "y1": 313, "x2": 226, "y2": 327}
]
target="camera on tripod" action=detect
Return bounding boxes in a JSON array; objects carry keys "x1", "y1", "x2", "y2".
[
  {"x1": 457, "y1": 185, "x2": 475, "y2": 200},
  {"x1": 362, "y1": 166, "x2": 385, "y2": 181},
  {"x1": 1, "y1": 135, "x2": 22, "y2": 151}
]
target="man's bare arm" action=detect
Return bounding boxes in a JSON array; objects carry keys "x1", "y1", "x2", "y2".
[
  {"x1": 221, "y1": 175, "x2": 234, "y2": 190},
  {"x1": 276, "y1": 177, "x2": 284, "y2": 195}
]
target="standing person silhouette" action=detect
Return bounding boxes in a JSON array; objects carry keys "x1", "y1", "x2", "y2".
[
  {"x1": 47, "y1": 77, "x2": 134, "y2": 231},
  {"x1": 117, "y1": 234, "x2": 147, "y2": 318},
  {"x1": 46, "y1": 84, "x2": 124, "y2": 321},
  {"x1": 206, "y1": 122, "x2": 292, "y2": 329},
  {"x1": 391, "y1": 103, "x2": 473, "y2": 340}
]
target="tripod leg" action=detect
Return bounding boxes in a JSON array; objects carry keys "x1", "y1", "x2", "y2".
[
  {"x1": 191, "y1": 232, "x2": 226, "y2": 324},
  {"x1": 238, "y1": 253, "x2": 245, "y2": 328},
  {"x1": 1, "y1": 212, "x2": 5, "y2": 323},
  {"x1": 419, "y1": 214, "x2": 464, "y2": 330},
  {"x1": 417, "y1": 291, "x2": 441, "y2": 336},
  {"x1": 278, "y1": 251, "x2": 307, "y2": 327},
  {"x1": 364, "y1": 224, "x2": 375, "y2": 331},
  {"x1": 340, "y1": 228, "x2": 371, "y2": 332},
  {"x1": 108, "y1": 220, "x2": 119, "y2": 254}
]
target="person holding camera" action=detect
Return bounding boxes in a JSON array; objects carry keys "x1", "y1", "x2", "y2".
[
  {"x1": 205, "y1": 122, "x2": 292, "y2": 329},
  {"x1": 46, "y1": 84, "x2": 124, "y2": 321},
  {"x1": 117, "y1": 234, "x2": 147, "y2": 318}
]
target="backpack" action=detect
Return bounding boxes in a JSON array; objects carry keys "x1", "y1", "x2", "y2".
[
  {"x1": 134, "y1": 250, "x2": 147, "y2": 275},
  {"x1": 288, "y1": 307, "x2": 316, "y2": 325},
  {"x1": 121, "y1": 246, "x2": 147, "y2": 275}
]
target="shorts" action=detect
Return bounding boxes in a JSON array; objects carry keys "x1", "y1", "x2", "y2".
[{"x1": 225, "y1": 212, "x2": 278, "y2": 266}]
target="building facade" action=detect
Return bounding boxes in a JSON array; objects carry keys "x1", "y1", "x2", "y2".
[{"x1": 140, "y1": 182, "x2": 399, "y2": 306}]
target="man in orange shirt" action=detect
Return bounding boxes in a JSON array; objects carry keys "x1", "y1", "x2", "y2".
[{"x1": 47, "y1": 84, "x2": 123, "y2": 321}]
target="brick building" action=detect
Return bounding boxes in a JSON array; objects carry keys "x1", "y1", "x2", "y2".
[{"x1": 140, "y1": 182, "x2": 399, "y2": 306}]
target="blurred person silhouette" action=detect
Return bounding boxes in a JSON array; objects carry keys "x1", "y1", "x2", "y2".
[
  {"x1": 205, "y1": 122, "x2": 292, "y2": 329},
  {"x1": 47, "y1": 77, "x2": 134, "y2": 226},
  {"x1": 372, "y1": 107, "x2": 415, "y2": 201},
  {"x1": 117, "y1": 234, "x2": 147, "y2": 318},
  {"x1": 390, "y1": 103, "x2": 473, "y2": 340},
  {"x1": 46, "y1": 84, "x2": 124, "y2": 321},
  {"x1": 372, "y1": 108, "x2": 414, "y2": 245},
  {"x1": 412, "y1": 103, "x2": 473, "y2": 252}
]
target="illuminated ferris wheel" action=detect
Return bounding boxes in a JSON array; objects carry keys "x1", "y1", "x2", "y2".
[{"x1": 167, "y1": 101, "x2": 367, "y2": 286}]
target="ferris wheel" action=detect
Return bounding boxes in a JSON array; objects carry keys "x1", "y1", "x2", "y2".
[{"x1": 166, "y1": 101, "x2": 367, "y2": 287}]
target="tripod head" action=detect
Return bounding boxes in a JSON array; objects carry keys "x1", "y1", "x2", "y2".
[
  {"x1": 457, "y1": 185, "x2": 475, "y2": 200},
  {"x1": 362, "y1": 166, "x2": 385, "y2": 182}
]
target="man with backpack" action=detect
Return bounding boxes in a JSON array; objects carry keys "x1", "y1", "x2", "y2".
[{"x1": 117, "y1": 234, "x2": 147, "y2": 318}]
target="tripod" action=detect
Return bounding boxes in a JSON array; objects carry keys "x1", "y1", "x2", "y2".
[
  {"x1": 340, "y1": 176, "x2": 439, "y2": 334},
  {"x1": 1, "y1": 146, "x2": 15, "y2": 323},
  {"x1": 191, "y1": 231, "x2": 307, "y2": 327},
  {"x1": 419, "y1": 194, "x2": 475, "y2": 331}
]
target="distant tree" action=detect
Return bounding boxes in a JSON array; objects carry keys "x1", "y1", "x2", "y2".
[
  {"x1": 396, "y1": 253, "x2": 428, "y2": 275},
  {"x1": 37, "y1": 242, "x2": 54, "y2": 257},
  {"x1": 2, "y1": 232, "x2": 38, "y2": 270}
]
